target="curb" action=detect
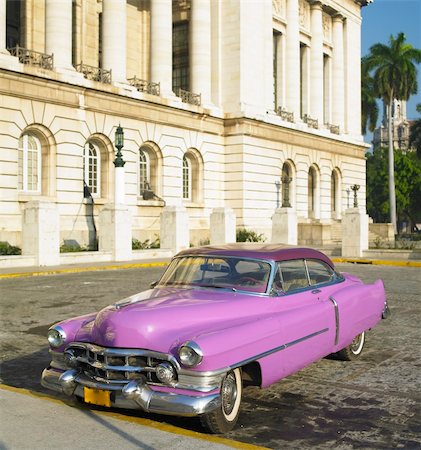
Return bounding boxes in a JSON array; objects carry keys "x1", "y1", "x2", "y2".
[
  {"x1": 0, "y1": 261, "x2": 169, "y2": 279},
  {"x1": 0, "y1": 257, "x2": 420, "y2": 280},
  {"x1": 0, "y1": 384, "x2": 267, "y2": 450},
  {"x1": 331, "y1": 258, "x2": 421, "y2": 267}
]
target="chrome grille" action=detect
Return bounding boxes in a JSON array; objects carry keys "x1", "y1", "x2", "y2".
[{"x1": 65, "y1": 343, "x2": 178, "y2": 386}]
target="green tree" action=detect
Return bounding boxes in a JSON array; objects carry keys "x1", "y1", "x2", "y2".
[
  {"x1": 409, "y1": 103, "x2": 421, "y2": 158},
  {"x1": 366, "y1": 33, "x2": 421, "y2": 234},
  {"x1": 361, "y1": 56, "x2": 379, "y2": 134},
  {"x1": 367, "y1": 147, "x2": 421, "y2": 230}
]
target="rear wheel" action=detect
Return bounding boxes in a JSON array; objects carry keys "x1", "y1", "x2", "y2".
[
  {"x1": 200, "y1": 368, "x2": 242, "y2": 434},
  {"x1": 336, "y1": 331, "x2": 365, "y2": 361}
]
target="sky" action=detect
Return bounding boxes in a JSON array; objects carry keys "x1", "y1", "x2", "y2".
[{"x1": 361, "y1": 0, "x2": 421, "y2": 142}]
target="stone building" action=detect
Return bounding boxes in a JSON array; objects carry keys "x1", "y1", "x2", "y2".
[
  {"x1": 0, "y1": 0, "x2": 371, "y2": 254},
  {"x1": 373, "y1": 99, "x2": 413, "y2": 152}
]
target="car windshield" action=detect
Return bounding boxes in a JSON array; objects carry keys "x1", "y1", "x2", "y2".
[{"x1": 158, "y1": 256, "x2": 272, "y2": 294}]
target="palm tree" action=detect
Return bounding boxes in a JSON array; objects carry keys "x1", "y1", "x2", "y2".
[
  {"x1": 366, "y1": 33, "x2": 421, "y2": 234},
  {"x1": 361, "y1": 56, "x2": 379, "y2": 135},
  {"x1": 409, "y1": 103, "x2": 421, "y2": 158}
]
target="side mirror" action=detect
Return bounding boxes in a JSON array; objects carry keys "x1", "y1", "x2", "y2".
[{"x1": 150, "y1": 281, "x2": 158, "y2": 289}]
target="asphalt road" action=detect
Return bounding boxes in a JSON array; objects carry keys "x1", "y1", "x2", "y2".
[{"x1": 0, "y1": 263, "x2": 420, "y2": 449}]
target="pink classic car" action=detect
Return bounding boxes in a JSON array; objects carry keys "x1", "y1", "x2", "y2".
[{"x1": 41, "y1": 244, "x2": 389, "y2": 433}]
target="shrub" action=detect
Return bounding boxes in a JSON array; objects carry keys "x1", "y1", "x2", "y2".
[
  {"x1": 132, "y1": 236, "x2": 160, "y2": 250},
  {"x1": 236, "y1": 228, "x2": 266, "y2": 243},
  {"x1": 0, "y1": 241, "x2": 22, "y2": 255}
]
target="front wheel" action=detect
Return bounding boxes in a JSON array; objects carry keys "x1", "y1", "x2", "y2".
[
  {"x1": 336, "y1": 331, "x2": 366, "y2": 361},
  {"x1": 200, "y1": 368, "x2": 242, "y2": 434}
]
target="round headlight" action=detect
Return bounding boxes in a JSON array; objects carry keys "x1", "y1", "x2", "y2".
[
  {"x1": 47, "y1": 327, "x2": 66, "y2": 348},
  {"x1": 178, "y1": 341, "x2": 203, "y2": 367},
  {"x1": 155, "y1": 362, "x2": 176, "y2": 385}
]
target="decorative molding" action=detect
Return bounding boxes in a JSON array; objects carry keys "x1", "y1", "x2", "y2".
[
  {"x1": 272, "y1": 0, "x2": 286, "y2": 20},
  {"x1": 322, "y1": 12, "x2": 332, "y2": 42},
  {"x1": 299, "y1": 0, "x2": 310, "y2": 29}
]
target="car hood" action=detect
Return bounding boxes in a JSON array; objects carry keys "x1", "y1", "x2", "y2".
[{"x1": 75, "y1": 287, "x2": 269, "y2": 353}]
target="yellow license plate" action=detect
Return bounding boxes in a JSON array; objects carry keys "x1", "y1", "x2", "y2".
[{"x1": 84, "y1": 387, "x2": 111, "y2": 407}]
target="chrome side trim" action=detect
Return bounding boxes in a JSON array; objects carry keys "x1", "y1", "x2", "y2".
[
  {"x1": 328, "y1": 296, "x2": 340, "y2": 345},
  {"x1": 229, "y1": 327, "x2": 329, "y2": 370}
]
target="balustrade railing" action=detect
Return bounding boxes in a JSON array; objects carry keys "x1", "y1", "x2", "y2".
[
  {"x1": 8, "y1": 45, "x2": 53, "y2": 70},
  {"x1": 128, "y1": 76, "x2": 160, "y2": 96},
  {"x1": 303, "y1": 114, "x2": 319, "y2": 129},
  {"x1": 75, "y1": 62, "x2": 112, "y2": 84},
  {"x1": 177, "y1": 88, "x2": 201, "y2": 106},
  {"x1": 276, "y1": 107, "x2": 294, "y2": 123}
]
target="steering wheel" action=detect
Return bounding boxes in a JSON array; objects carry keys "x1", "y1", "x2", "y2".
[{"x1": 238, "y1": 276, "x2": 260, "y2": 286}]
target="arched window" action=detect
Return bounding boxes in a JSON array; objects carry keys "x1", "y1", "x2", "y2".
[
  {"x1": 308, "y1": 166, "x2": 319, "y2": 219},
  {"x1": 18, "y1": 133, "x2": 41, "y2": 192},
  {"x1": 138, "y1": 143, "x2": 160, "y2": 199},
  {"x1": 83, "y1": 141, "x2": 100, "y2": 196},
  {"x1": 182, "y1": 155, "x2": 192, "y2": 200},
  {"x1": 139, "y1": 149, "x2": 150, "y2": 194},
  {"x1": 331, "y1": 168, "x2": 341, "y2": 219}
]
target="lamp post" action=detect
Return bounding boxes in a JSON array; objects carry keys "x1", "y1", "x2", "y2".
[
  {"x1": 114, "y1": 125, "x2": 126, "y2": 204},
  {"x1": 351, "y1": 184, "x2": 360, "y2": 208}
]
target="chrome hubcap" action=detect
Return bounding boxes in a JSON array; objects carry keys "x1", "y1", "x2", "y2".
[{"x1": 221, "y1": 372, "x2": 237, "y2": 416}]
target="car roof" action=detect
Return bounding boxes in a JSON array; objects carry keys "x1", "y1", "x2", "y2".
[{"x1": 175, "y1": 243, "x2": 335, "y2": 268}]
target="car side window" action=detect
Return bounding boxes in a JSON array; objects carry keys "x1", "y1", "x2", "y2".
[
  {"x1": 306, "y1": 259, "x2": 335, "y2": 286},
  {"x1": 277, "y1": 259, "x2": 309, "y2": 293}
]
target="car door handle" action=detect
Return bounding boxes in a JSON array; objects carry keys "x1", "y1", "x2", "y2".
[{"x1": 311, "y1": 289, "x2": 321, "y2": 294}]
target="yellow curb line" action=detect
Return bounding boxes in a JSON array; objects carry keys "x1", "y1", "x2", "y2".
[
  {"x1": 0, "y1": 261, "x2": 170, "y2": 279},
  {"x1": 332, "y1": 258, "x2": 421, "y2": 267},
  {"x1": 0, "y1": 384, "x2": 268, "y2": 450}
]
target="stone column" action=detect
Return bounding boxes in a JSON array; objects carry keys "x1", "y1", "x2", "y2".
[
  {"x1": 190, "y1": 0, "x2": 212, "y2": 104},
  {"x1": 271, "y1": 207, "x2": 298, "y2": 245},
  {"x1": 22, "y1": 201, "x2": 60, "y2": 266},
  {"x1": 45, "y1": 0, "x2": 74, "y2": 71},
  {"x1": 99, "y1": 204, "x2": 132, "y2": 261},
  {"x1": 0, "y1": 0, "x2": 7, "y2": 54},
  {"x1": 102, "y1": 0, "x2": 127, "y2": 84},
  {"x1": 160, "y1": 206, "x2": 189, "y2": 253},
  {"x1": 150, "y1": 0, "x2": 174, "y2": 97},
  {"x1": 210, "y1": 208, "x2": 236, "y2": 245},
  {"x1": 0, "y1": 1, "x2": 20, "y2": 69},
  {"x1": 341, "y1": 208, "x2": 369, "y2": 258},
  {"x1": 285, "y1": 0, "x2": 300, "y2": 118},
  {"x1": 332, "y1": 14, "x2": 344, "y2": 132},
  {"x1": 309, "y1": 1, "x2": 324, "y2": 123}
]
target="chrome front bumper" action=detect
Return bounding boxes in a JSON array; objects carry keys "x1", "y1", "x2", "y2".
[{"x1": 41, "y1": 367, "x2": 221, "y2": 417}]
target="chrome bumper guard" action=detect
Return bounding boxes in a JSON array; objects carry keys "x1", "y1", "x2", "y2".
[{"x1": 41, "y1": 367, "x2": 221, "y2": 417}]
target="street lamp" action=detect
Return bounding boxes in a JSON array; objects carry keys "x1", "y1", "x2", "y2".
[
  {"x1": 114, "y1": 125, "x2": 125, "y2": 167},
  {"x1": 351, "y1": 184, "x2": 360, "y2": 208},
  {"x1": 114, "y1": 125, "x2": 126, "y2": 204}
]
